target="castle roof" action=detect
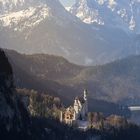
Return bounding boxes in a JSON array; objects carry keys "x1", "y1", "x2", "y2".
[{"x1": 66, "y1": 106, "x2": 75, "y2": 113}]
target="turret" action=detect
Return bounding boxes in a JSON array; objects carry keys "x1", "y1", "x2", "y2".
[
  {"x1": 84, "y1": 89, "x2": 88, "y2": 101},
  {"x1": 74, "y1": 98, "x2": 78, "y2": 114},
  {"x1": 74, "y1": 97, "x2": 81, "y2": 114},
  {"x1": 83, "y1": 89, "x2": 88, "y2": 118},
  {"x1": 60, "y1": 111, "x2": 63, "y2": 122}
]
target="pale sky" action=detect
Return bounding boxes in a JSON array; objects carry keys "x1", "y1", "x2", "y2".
[{"x1": 60, "y1": 0, "x2": 75, "y2": 7}]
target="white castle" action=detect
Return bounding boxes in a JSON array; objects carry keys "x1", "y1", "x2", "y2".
[{"x1": 60, "y1": 89, "x2": 88, "y2": 125}]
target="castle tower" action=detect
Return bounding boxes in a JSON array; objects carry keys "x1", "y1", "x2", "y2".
[
  {"x1": 73, "y1": 110, "x2": 76, "y2": 121},
  {"x1": 60, "y1": 111, "x2": 63, "y2": 122},
  {"x1": 74, "y1": 97, "x2": 81, "y2": 114},
  {"x1": 83, "y1": 89, "x2": 88, "y2": 117},
  {"x1": 84, "y1": 89, "x2": 88, "y2": 101}
]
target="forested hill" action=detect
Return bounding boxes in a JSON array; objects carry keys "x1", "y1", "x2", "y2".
[
  {"x1": 4, "y1": 49, "x2": 140, "y2": 117},
  {"x1": 5, "y1": 49, "x2": 140, "y2": 105}
]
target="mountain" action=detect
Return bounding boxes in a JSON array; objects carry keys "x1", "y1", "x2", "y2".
[
  {"x1": 0, "y1": 49, "x2": 30, "y2": 137},
  {"x1": 69, "y1": 0, "x2": 140, "y2": 33},
  {"x1": 4, "y1": 49, "x2": 140, "y2": 114},
  {"x1": 0, "y1": 0, "x2": 59, "y2": 31},
  {"x1": 0, "y1": 0, "x2": 139, "y2": 65}
]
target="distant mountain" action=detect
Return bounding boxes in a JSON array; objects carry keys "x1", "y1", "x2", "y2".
[
  {"x1": 0, "y1": 49, "x2": 30, "y2": 136},
  {"x1": 0, "y1": 0, "x2": 139, "y2": 65},
  {"x1": 69, "y1": 0, "x2": 140, "y2": 33},
  {"x1": 5, "y1": 49, "x2": 140, "y2": 107}
]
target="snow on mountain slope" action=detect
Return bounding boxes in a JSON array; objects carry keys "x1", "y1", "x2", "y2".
[
  {"x1": 0, "y1": 0, "x2": 32, "y2": 13},
  {"x1": 0, "y1": 0, "x2": 47, "y2": 13},
  {"x1": 69, "y1": 0, "x2": 140, "y2": 33},
  {"x1": 0, "y1": 5, "x2": 51, "y2": 31},
  {"x1": 0, "y1": 0, "x2": 138, "y2": 66},
  {"x1": 0, "y1": 0, "x2": 77, "y2": 31},
  {"x1": 0, "y1": 0, "x2": 54, "y2": 30}
]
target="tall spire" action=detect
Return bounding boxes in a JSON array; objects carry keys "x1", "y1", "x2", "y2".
[{"x1": 84, "y1": 89, "x2": 88, "y2": 101}]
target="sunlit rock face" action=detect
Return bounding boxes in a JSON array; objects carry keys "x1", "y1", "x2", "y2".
[
  {"x1": 0, "y1": 0, "x2": 48, "y2": 13},
  {"x1": 70, "y1": 0, "x2": 140, "y2": 33}
]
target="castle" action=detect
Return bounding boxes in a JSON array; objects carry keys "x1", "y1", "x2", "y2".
[{"x1": 60, "y1": 89, "x2": 88, "y2": 126}]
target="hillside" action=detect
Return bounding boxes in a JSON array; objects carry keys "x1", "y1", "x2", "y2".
[
  {"x1": 5, "y1": 49, "x2": 140, "y2": 105},
  {"x1": 89, "y1": 55, "x2": 140, "y2": 104},
  {"x1": 0, "y1": 49, "x2": 30, "y2": 137},
  {"x1": 5, "y1": 49, "x2": 140, "y2": 116}
]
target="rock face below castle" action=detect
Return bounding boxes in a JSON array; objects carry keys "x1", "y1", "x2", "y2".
[
  {"x1": 0, "y1": 49, "x2": 30, "y2": 134},
  {"x1": 60, "y1": 89, "x2": 89, "y2": 129}
]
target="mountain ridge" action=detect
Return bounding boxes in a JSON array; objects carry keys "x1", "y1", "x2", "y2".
[
  {"x1": 0, "y1": 0, "x2": 139, "y2": 66},
  {"x1": 5, "y1": 49, "x2": 140, "y2": 107},
  {"x1": 4, "y1": 49, "x2": 132, "y2": 117},
  {"x1": 69, "y1": 0, "x2": 140, "y2": 33}
]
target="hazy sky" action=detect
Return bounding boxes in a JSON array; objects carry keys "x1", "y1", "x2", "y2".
[{"x1": 60, "y1": 0, "x2": 75, "y2": 6}]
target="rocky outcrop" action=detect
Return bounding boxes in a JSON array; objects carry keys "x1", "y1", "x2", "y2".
[{"x1": 0, "y1": 49, "x2": 30, "y2": 137}]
